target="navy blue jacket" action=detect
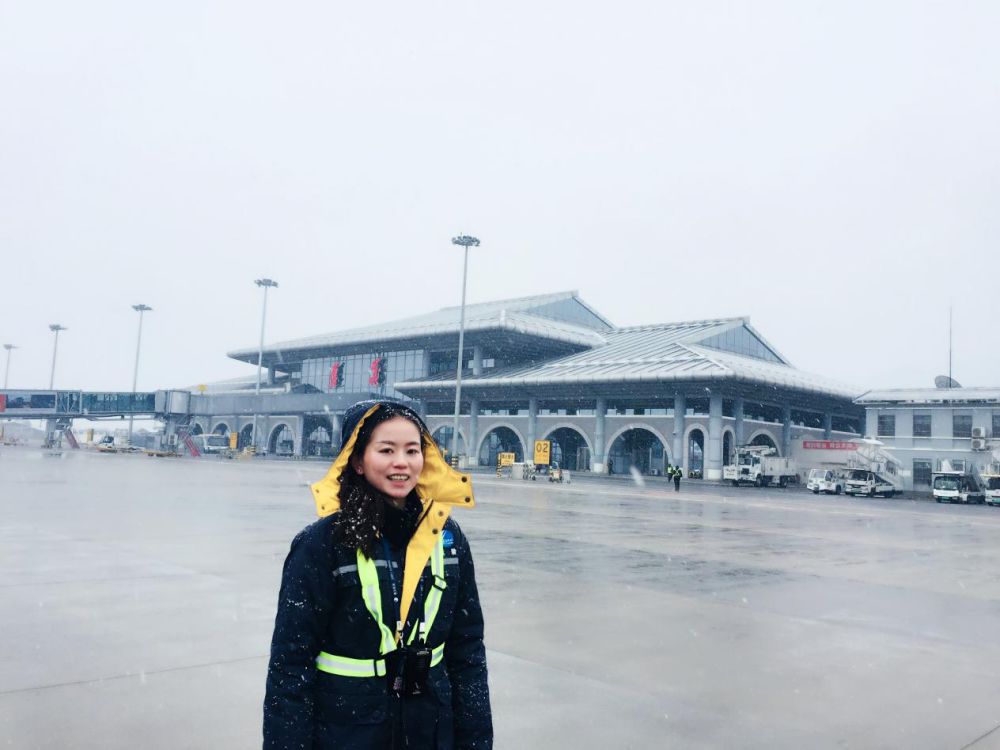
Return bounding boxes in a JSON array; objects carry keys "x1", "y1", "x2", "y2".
[{"x1": 263, "y1": 514, "x2": 492, "y2": 749}]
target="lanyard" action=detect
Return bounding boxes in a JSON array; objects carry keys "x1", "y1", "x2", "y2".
[
  {"x1": 380, "y1": 537, "x2": 427, "y2": 645},
  {"x1": 380, "y1": 538, "x2": 403, "y2": 638}
]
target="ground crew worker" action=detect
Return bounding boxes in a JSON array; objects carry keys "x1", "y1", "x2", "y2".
[
  {"x1": 672, "y1": 464, "x2": 682, "y2": 492},
  {"x1": 264, "y1": 399, "x2": 493, "y2": 749}
]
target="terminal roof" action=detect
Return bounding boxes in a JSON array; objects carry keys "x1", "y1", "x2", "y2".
[
  {"x1": 226, "y1": 291, "x2": 610, "y2": 366},
  {"x1": 856, "y1": 387, "x2": 1000, "y2": 405},
  {"x1": 397, "y1": 318, "x2": 863, "y2": 400}
]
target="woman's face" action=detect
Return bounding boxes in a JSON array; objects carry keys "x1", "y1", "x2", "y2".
[{"x1": 355, "y1": 416, "x2": 424, "y2": 504}]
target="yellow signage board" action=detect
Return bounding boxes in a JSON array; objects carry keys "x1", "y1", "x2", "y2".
[
  {"x1": 533, "y1": 440, "x2": 551, "y2": 465},
  {"x1": 229, "y1": 431, "x2": 238, "y2": 450},
  {"x1": 498, "y1": 452, "x2": 516, "y2": 467}
]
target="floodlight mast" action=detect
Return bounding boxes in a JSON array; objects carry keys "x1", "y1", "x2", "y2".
[
  {"x1": 128, "y1": 304, "x2": 153, "y2": 445},
  {"x1": 450, "y1": 235, "x2": 480, "y2": 464},
  {"x1": 253, "y1": 278, "x2": 278, "y2": 451},
  {"x1": 48, "y1": 324, "x2": 67, "y2": 390},
  {"x1": 3, "y1": 344, "x2": 16, "y2": 389}
]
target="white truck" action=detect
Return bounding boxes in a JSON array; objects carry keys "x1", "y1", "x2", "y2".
[
  {"x1": 984, "y1": 476, "x2": 1000, "y2": 506},
  {"x1": 724, "y1": 446, "x2": 797, "y2": 488},
  {"x1": 932, "y1": 472, "x2": 985, "y2": 504},
  {"x1": 931, "y1": 458, "x2": 985, "y2": 504},
  {"x1": 806, "y1": 468, "x2": 844, "y2": 495},
  {"x1": 844, "y1": 469, "x2": 897, "y2": 498},
  {"x1": 194, "y1": 433, "x2": 231, "y2": 455},
  {"x1": 983, "y1": 462, "x2": 1000, "y2": 506}
]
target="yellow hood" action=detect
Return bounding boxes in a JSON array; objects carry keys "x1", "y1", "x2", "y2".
[{"x1": 310, "y1": 403, "x2": 475, "y2": 630}]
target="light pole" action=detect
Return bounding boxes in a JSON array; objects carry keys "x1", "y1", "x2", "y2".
[
  {"x1": 48, "y1": 324, "x2": 67, "y2": 390},
  {"x1": 450, "y1": 235, "x2": 479, "y2": 464},
  {"x1": 3, "y1": 344, "x2": 15, "y2": 389},
  {"x1": 253, "y1": 278, "x2": 278, "y2": 451},
  {"x1": 127, "y1": 304, "x2": 153, "y2": 445}
]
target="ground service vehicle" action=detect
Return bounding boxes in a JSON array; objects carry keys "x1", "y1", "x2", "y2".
[
  {"x1": 932, "y1": 473, "x2": 985, "y2": 504},
  {"x1": 807, "y1": 468, "x2": 843, "y2": 495},
  {"x1": 983, "y1": 463, "x2": 1000, "y2": 506},
  {"x1": 195, "y1": 434, "x2": 231, "y2": 455},
  {"x1": 724, "y1": 446, "x2": 797, "y2": 488},
  {"x1": 984, "y1": 476, "x2": 1000, "y2": 506},
  {"x1": 931, "y1": 458, "x2": 985, "y2": 504},
  {"x1": 844, "y1": 470, "x2": 897, "y2": 498}
]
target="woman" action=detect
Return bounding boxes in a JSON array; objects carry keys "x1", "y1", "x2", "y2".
[{"x1": 264, "y1": 400, "x2": 493, "y2": 749}]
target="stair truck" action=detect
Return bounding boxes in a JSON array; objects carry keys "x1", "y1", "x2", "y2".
[
  {"x1": 723, "y1": 445, "x2": 798, "y2": 488},
  {"x1": 932, "y1": 458, "x2": 985, "y2": 504}
]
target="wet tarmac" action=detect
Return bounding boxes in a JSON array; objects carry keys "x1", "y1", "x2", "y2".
[{"x1": 3, "y1": 447, "x2": 1000, "y2": 749}]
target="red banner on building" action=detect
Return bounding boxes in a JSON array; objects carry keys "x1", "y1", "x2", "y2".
[
  {"x1": 0, "y1": 394, "x2": 5, "y2": 412},
  {"x1": 368, "y1": 357, "x2": 384, "y2": 386},
  {"x1": 802, "y1": 440, "x2": 857, "y2": 450},
  {"x1": 328, "y1": 362, "x2": 341, "y2": 389}
]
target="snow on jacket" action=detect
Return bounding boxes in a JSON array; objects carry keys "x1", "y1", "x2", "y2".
[{"x1": 263, "y1": 402, "x2": 492, "y2": 749}]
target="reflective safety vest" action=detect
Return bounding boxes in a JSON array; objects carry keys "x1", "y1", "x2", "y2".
[{"x1": 315, "y1": 534, "x2": 448, "y2": 678}]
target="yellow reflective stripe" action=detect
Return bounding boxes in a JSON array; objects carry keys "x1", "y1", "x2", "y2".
[
  {"x1": 356, "y1": 548, "x2": 397, "y2": 656},
  {"x1": 318, "y1": 543, "x2": 447, "y2": 679},
  {"x1": 423, "y1": 535, "x2": 447, "y2": 636},
  {"x1": 430, "y1": 643, "x2": 445, "y2": 667},
  {"x1": 316, "y1": 651, "x2": 386, "y2": 677},
  {"x1": 407, "y1": 535, "x2": 447, "y2": 646}
]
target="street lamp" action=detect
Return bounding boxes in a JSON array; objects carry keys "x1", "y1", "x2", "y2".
[
  {"x1": 128, "y1": 304, "x2": 153, "y2": 445},
  {"x1": 48, "y1": 324, "x2": 67, "y2": 390},
  {"x1": 450, "y1": 235, "x2": 480, "y2": 464},
  {"x1": 3, "y1": 344, "x2": 16, "y2": 389},
  {"x1": 253, "y1": 278, "x2": 278, "y2": 451}
]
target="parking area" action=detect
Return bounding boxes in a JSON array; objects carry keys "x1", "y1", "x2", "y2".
[{"x1": 3, "y1": 448, "x2": 1000, "y2": 748}]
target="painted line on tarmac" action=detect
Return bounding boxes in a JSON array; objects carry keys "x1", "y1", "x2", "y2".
[{"x1": 959, "y1": 721, "x2": 1000, "y2": 750}]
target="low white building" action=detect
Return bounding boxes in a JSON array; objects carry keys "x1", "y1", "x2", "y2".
[{"x1": 855, "y1": 387, "x2": 1000, "y2": 492}]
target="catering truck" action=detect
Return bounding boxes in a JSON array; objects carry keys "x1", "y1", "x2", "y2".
[
  {"x1": 724, "y1": 445, "x2": 797, "y2": 488},
  {"x1": 932, "y1": 458, "x2": 985, "y2": 504}
]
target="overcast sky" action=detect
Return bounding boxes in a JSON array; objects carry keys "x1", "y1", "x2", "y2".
[{"x1": 1, "y1": 1, "x2": 997, "y2": 397}]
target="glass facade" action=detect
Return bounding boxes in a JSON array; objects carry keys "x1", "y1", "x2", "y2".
[
  {"x1": 528, "y1": 298, "x2": 612, "y2": 331},
  {"x1": 700, "y1": 326, "x2": 782, "y2": 363},
  {"x1": 832, "y1": 416, "x2": 861, "y2": 434},
  {"x1": 81, "y1": 392, "x2": 156, "y2": 414},
  {"x1": 953, "y1": 414, "x2": 973, "y2": 439},
  {"x1": 300, "y1": 349, "x2": 425, "y2": 400},
  {"x1": 994, "y1": 413, "x2": 1000, "y2": 438}
]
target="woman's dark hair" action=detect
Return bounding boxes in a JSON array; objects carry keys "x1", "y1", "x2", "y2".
[{"x1": 332, "y1": 403, "x2": 426, "y2": 557}]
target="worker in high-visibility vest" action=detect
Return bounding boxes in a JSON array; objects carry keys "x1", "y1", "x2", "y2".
[{"x1": 264, "y1": 400, "x2": 492, "y2": 749}]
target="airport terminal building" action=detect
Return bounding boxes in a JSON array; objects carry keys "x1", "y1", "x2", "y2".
[{"x1": 189, "y1": 291, "x2": 865, "y2": 479}]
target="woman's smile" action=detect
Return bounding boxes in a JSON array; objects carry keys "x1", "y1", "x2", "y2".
[{"x1": 356, "y1": 417, "x2": 424, "y2": 501}]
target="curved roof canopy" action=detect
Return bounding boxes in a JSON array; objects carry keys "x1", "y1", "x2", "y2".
[
  {"x1": 228, "y1": 291, "x2": 610, "y2": 367},
  {"x1": 396, "y1": 317, "x2": 863, "y2": 402}
]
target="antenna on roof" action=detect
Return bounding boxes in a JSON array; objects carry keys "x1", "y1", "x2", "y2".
[{"x1": 948, "y1": 305, "x2": 953, "y2": 388}]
